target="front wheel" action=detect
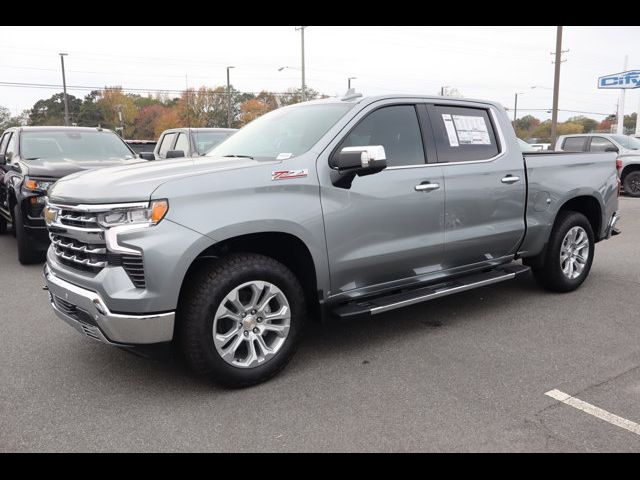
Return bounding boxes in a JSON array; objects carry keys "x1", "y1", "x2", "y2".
[
  {"x1": 531, "y1": 211, "x2": 594, "y2": 292},
  {"x1": 623, "y1": 171, "x2": 640, "y2": 197},
  {"x1": 178, "y1": 253, "x2": 306, "y2": 388}
]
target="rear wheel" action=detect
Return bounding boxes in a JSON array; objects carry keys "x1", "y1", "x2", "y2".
[
  {"x1": 530, "y1": 211, "x2": 594, "y2": 292},
  {"x1": 14, "y1": 204, "x2": 44, "y2": 264},
  {"x1": 623, "y1": 171, "x2": 640, "y2": 197},
  {"x1": 178, "y1": 253, "x2": 306, "y2": 388}
]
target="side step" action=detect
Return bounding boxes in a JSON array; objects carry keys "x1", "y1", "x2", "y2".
[{"x1": 332, "y1": 264, "x2": 530, "y2": 319}]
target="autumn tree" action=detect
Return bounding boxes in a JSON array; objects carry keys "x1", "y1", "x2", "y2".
[
  {"x1": 278, "y1": 86, "x2": 321, "y2": 106},
  {"x1": 134, "y1": 104, "x2": 170, "y2": 139},
  {"x1": 567, "y1": 116, "x2": 598, "y2": 134},
  {"x1": 96, "y1": 86, "x2": 138, "y2": 138},
  {"x1": 514, "y1": 115, "x2": 541, "y2": 140},
  {"x1": 238, "y1": 91, "x2": 279, "y2": 126},
  {"x1": 531, "y1": 120, "x2": 584, "y2": 143},
  {"x1": 154, "y1": 107, "x2": 181, "y2": 138}
]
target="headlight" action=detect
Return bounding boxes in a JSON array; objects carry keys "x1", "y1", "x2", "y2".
[
  {"x1": 25, "y1": 177, "x2": 55, "y2": 192},
  {"x1": 43, "y1": 204, "x2": 59, "y2": 225},
  {"x1": 97, "y1": 199, "x2": 169, "y2": 228}
]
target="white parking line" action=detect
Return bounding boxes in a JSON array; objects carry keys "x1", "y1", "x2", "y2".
[{"x1": 545, "y1": 389, "x2": 640, "y2": 436}]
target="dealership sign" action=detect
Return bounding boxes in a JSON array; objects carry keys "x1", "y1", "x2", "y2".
[{"x1": 598, "y1": 70, "x2": 640, "y2": 89}]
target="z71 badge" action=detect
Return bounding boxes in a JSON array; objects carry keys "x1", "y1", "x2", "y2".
[{"x1": 271, "y1": 169, "x2": 309, "y2": 181}]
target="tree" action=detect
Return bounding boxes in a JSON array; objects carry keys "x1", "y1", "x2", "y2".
[
  {"x1": 239, "y1": 98, "x2": 273, "y2": 126},
  {"x1": 76, "y1": 91, "x2": 105, "y2": 127},
  {"x1": 514, "y1": 115, "x2": 541, "y2": 140},
  {"x1": 154, "y1": 107, "x2": 181, "y2": 138},
  {"x1": 531, "y1": 120, "x2": 584, "y2": 143},
  {"x1": 28, "y1": 93, "x2": 82, "y2": 126},
  {"x1": 95, "y1": 87, "x2": 138, "y2": 138},
  {"x1": 278, "y1": 86, "x2": 321, "y2": 106},
  {"x1": 567, "y1": 116, "x2": 598, "y2": 134},
  {"x1": 134, "y1": 104, "x2": 169, "y2": 140},
  {"x1": 0, "y1": 106, "x2": 27, "y2": 134},
  {"x1": 624, "y1": 112, "x2": 637, "y2": 132}
]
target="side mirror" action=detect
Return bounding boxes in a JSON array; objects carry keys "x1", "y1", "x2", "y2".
[
  {"x1": 329, "y1": 145, "x2": 387, "y2": 189},
  {"x1": 139, "y1": 152, "x2": 156, "y2": 160},
  {"x1": 0, "y1": 153, "x2": 6, "y2": 165},
  {"x1": 605, "y1": 146, "x2": 619, "y2": 153},
  {"x1": 166, "y1": 150, "x2": 186, "y2": 159}
]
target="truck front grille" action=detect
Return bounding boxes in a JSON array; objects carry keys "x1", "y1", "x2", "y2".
[
  {"x1": 50, "y1": 233, "x2": 107, "y2": 272},
  {"x1": 58, "y1": 210, "x2": 100, "y2": 229}
]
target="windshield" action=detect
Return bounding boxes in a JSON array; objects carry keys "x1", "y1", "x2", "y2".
[
  {"x1": 611, "y1": 135, "x2": 640, "y2": 150},
  {"x1": 195, "y1": 130, "x2": 236, "y2": 155},
  {"x1": 206, "y1": 103, "x2": 354, "y2": 159},
  {"x1": 21, "y1": 130, "x2": 135, "y2": 161}
]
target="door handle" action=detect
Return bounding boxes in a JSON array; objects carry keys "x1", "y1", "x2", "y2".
[
  {"x1": 501, "y1": 175, "x2": 520, "y2": 184},
  {"x1": 415, "y1": 182, "x2": 440, "y2": 192}
]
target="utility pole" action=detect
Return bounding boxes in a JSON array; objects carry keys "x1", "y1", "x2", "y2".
[
  {"x1": 348, "y1": 77, "x2": 356, "y2": 90},
  {"x1": 226, "y1": 66, "x2": 235, "y2": 128},
  {"x1": 59, "y1": 53, "x2": 70, "y2": 126},
  {"x1": 550, "y1": 26, "x2": 567, "y2": 148},
  {"x1": 295, "y1": 26, "x2": 307, "y2": 101},
  {"x1": 513, "y1": 92, "x2": 525, "y2": 124},
  {"x1": 617, "y1": 55, "x2": 628, "y2": 135}
]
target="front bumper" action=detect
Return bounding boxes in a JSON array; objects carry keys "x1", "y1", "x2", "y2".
[{"x1": 43, "y1": 264, "x2": 175, "y2": 345}]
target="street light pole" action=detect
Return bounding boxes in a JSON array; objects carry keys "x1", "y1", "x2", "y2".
[
  {"x1": 226, "y1": 66, "x2": 235, "y2": 128},
  {"x1": 295, "y1": 26, "x2": 307, "y2": 101},
  {"x1": 348, "y1": 77, "x2": 356, "y2": 90},
  {"x1": 59, "y1": 53, "x2": 70, "y2": 126}
]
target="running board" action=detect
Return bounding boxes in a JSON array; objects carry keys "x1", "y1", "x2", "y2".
[{"x1": 331, "y1": 264, "x2": 530, "y2": 319}]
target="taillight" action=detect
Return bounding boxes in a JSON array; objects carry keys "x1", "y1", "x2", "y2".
[{"x1": 616, "y1": 158, "x2": 623, "y2": 174}]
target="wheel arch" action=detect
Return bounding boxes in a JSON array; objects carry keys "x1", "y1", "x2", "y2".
[{"x1": 178, "y1": 231, "x2": 323, "y2": 321}]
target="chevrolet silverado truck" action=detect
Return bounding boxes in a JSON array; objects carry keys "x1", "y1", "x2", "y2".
[
  {"x1": 42, "y1": 94, "x2": 621, "y2": 387},
  {"x1": 0, "y1": 126, "x2": 141, "y2": 264}
]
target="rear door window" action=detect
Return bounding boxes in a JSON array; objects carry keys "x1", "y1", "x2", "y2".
[
  {"x1": 158, "y1": 133, "x2": 177, "y2": 158},
  {"x1": 562, "y1": 137, "x2": 588, "y2": 152},
  {"x1": 589, "y1": 136, "x2": 617, "y2": 152},
  {"x1": 427, "y1": 105, "x2": 500, "y2": 163},
  {"x1": 0, "y1": 132, "x2": 11, "y2": 154}
]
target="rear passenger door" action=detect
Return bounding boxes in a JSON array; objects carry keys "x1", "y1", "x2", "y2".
[{"x1": 427, "y1": 104, "x2": 526, "y2": 270}]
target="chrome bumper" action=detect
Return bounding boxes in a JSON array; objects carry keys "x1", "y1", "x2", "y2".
[
  {"x1": 43, "y1": 264, "x2": 175, "y2": 345},
  {"x1": 605, "y1": 211, "x2": 621, "y2": 239}
]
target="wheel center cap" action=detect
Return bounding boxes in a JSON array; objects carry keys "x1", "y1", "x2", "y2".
[{"x1": 243, "y1": 316, "x2": 257, "y2": 331}]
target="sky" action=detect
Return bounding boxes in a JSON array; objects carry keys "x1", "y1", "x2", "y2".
[{"x1": 1, "y1": 26, "x2": 639, "y2": 123}]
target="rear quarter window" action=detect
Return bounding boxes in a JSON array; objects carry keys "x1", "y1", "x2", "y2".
[{"x1": 428, "y1": 105, "x2": 500, "y2": 162}]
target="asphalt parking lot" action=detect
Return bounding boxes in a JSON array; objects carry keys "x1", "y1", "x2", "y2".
[{"x1": 1, "y1": 197, "x2": 639, "y2": 452}]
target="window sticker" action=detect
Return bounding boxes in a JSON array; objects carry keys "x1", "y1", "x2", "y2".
[
  {"x1": 452, "y1": 115, "x2": 491, "y2": 145},
  {"x1": 442, "y1": 114, "x2": 459, "y2": 147}
]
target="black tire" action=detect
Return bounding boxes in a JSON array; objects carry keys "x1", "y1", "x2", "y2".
[
  {"x1": 531, "y1": 210, "x2": 595, "y2": 293},
  {"x1": 623, "y1": 171, "x2": 640, "y2": 197},
  {"x1": 14, "y1": 204, "x2": 44, "y2": 265},
  {"x1": 178, "y1": 253, "x2": 307, "y2": 388}
]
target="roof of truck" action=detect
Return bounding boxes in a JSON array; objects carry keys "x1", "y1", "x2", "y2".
[{"x1": 302, "y1": 93, "x2": 503, "y2": 109}]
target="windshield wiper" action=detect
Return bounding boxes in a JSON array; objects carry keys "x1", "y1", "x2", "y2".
[{"x1": 222, "y1": 154, "x2": 254, "y2": 160}]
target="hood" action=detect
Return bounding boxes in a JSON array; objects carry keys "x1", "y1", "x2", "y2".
[
  {"x1": 25, "y1": 156, "x2": 144, "y2": 179},
  {"x1": 48, "y1": 156, "x2": 270, "y2": 204}
]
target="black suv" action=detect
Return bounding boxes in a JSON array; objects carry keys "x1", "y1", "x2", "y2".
[{"x1": 0, "y1": 126, "x2": 142, "y2": 264}]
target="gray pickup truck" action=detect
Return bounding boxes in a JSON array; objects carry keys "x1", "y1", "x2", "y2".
[{"x1": 42, "y1": 94, "x2": 620, "y2": 387}]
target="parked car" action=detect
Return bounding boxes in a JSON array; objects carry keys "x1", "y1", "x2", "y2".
[
  {"x1": 147, "y1": 127, "x2": 237, "y2": 160},
  {"x1": 125, "y1": 139, "x2": 157, "y2": 155},
  {"x1": 529, "y1": 143, "x2": 551, "y2": 151},
  {"x1": 555, "y1": 133, "x2": 640, "y2": 196},
  {"x1": 43, "y1": 94, "x2": 620, "y2": 387},
  {"x1": 0, "y1": 126, "x2": 142, "y2": 263}
]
